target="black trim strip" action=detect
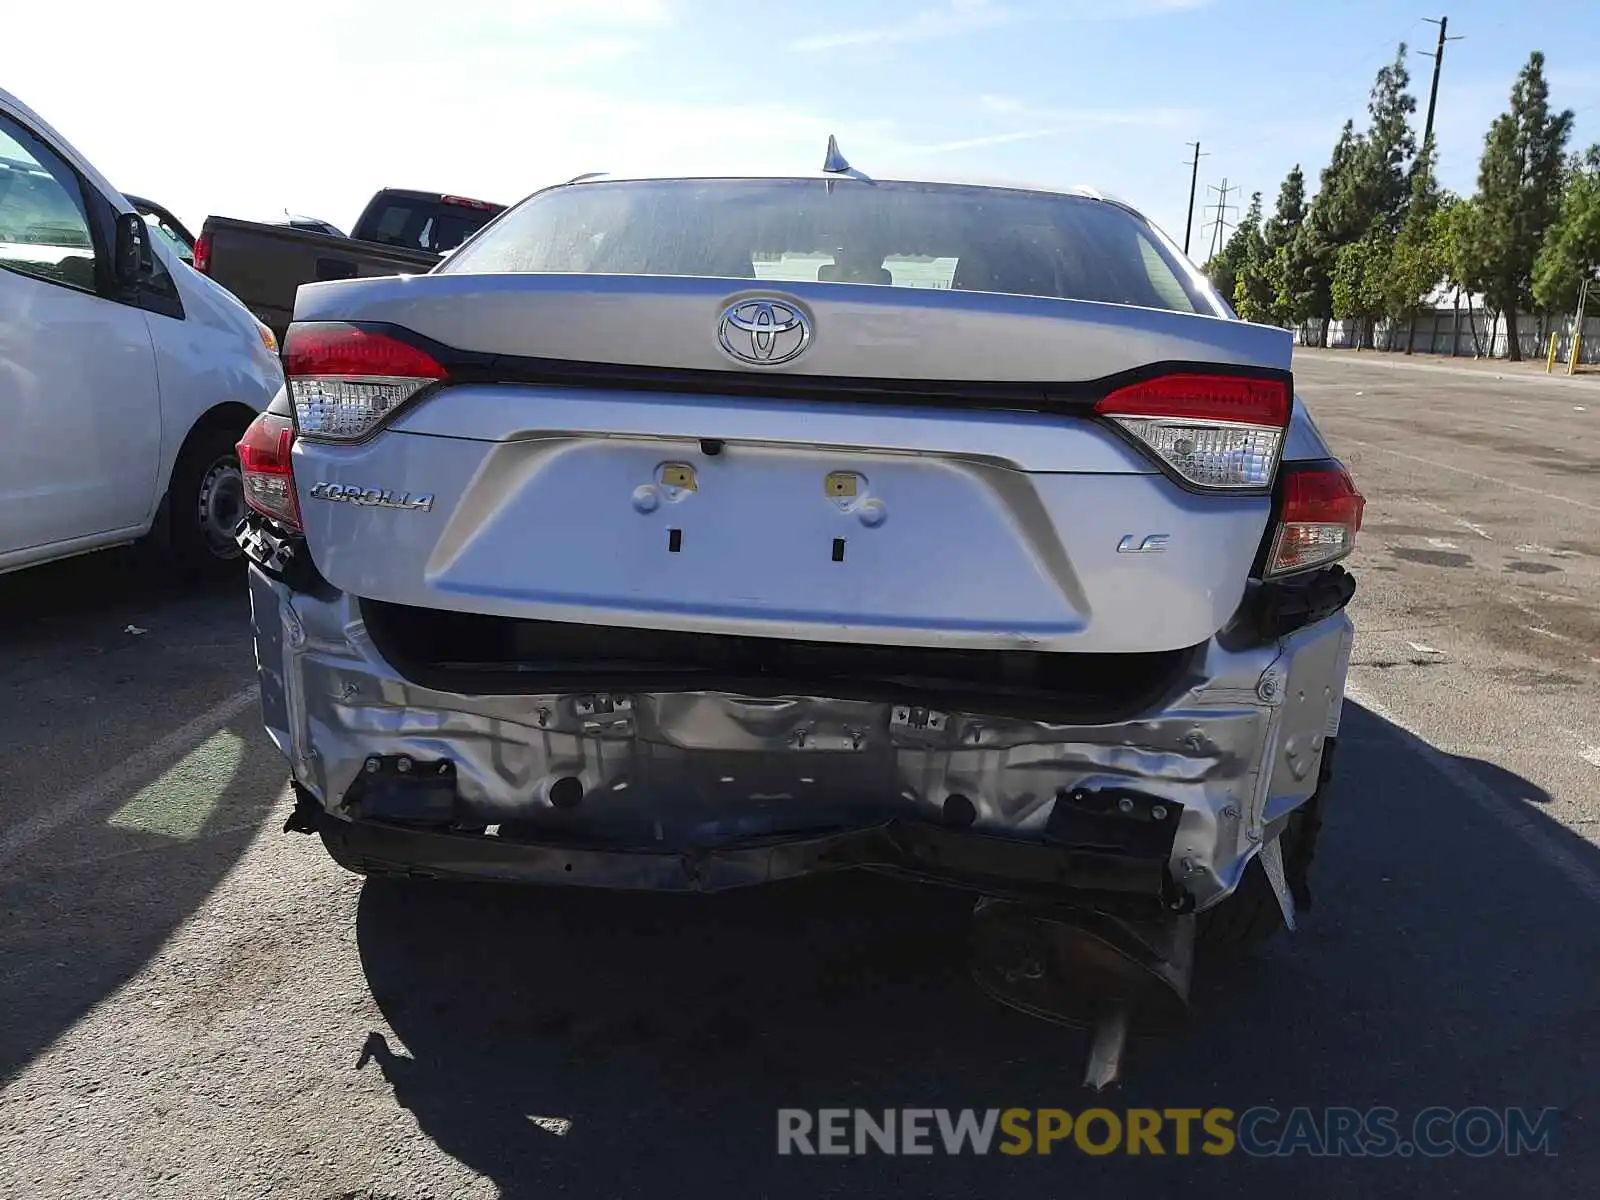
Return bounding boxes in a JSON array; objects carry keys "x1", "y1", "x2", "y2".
[
  {"x1": 358, "y1": 597, "x2": 1202, "y2": 721},
  {"x1": 284, "y1": 319, "x2": 1293, "y2": 492},
  {"x1": 321, "y1": 814, "x2": 1175, "y2": 910}
]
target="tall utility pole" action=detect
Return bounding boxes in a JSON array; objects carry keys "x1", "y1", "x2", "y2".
[
  {"x1": 1418, "y1": 16, "x2": 1464, "y2": 150},
  {"x1": 1182, "y1": 141, "x2": 1207, "y2": 255},
  {"x1": 1204, "y1": 179, "x2": 1238, "y2": 261}
]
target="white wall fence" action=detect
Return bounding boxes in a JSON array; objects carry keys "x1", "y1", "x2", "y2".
[{"x1": 1295, "y1": 311, "x2": 1600, "y2": 363}]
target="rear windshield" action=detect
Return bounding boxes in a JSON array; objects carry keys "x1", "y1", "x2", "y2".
[
  {"x1": 439, "y1": 178, "x2": 1205, "y2": 313},
  {"x1": 361, "y1": 198, "x2": 500, "y2": 254}
]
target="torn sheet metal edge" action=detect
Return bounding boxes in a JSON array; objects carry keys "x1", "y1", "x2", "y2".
[{"x1": 1257, "y1": 834, "x2": 1297, "y2": 931}]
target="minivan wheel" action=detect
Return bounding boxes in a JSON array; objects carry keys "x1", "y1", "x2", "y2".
[{"x1": 166, "y1": 424, "x2": 248, "y2": 576}]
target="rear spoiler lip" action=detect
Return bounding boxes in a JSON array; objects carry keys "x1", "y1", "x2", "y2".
[{"x1": 282, "y1": 319, "x2": 1292, "y2": 495}]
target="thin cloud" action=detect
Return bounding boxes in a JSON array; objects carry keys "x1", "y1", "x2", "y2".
[
  {"x1": 893, "y1": 94, "x2": 1203, "y2": 161},
  {"x1": 979, "y1": 94, "x2": 1027, "y2": 114},
  {"x1": 794, "y1": 0, "x2": 1209, "y2": 53},
  {"x1": 793, "y1": 0, "x2": 1016, "y2": 53},
  {"x1": 458, "y1": 0, "x2": 671, "y2": 24},
  {"x1": 902, "y1": 128, "x2": 1063, "y2": 154},
  {"x1": 978, "y1": 94, "x2": 1200, "y2": 130},
  {"x1": 1544, "y1": 67, "x2": 1600, "y2": 94},
  {"x1": 4, "y1": 0, "x2": 825, "y2": 235}
]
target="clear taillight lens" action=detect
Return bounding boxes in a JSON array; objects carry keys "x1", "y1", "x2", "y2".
[
  {"x1": 1095, "y1": 373, "x2": 1291, "y2": 489},
  {"x1": 290, "y1": 376, "x2": 436, "y2": 440},
  {"x1": 1107, "y1": 419, "x2": 1282, "y2": 488},
  {"x1": 283, "y1": 322, "x2": 446, "y2": 441},
  {"x1": 237, "y1": 412, "x2": 301, "y2": 531},
  {"x1": 1267, "y1": 464, "x2": 1364, "y2": 576}
]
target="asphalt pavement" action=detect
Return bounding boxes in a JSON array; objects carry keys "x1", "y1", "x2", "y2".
[{"x1": 0, "y1": 349, "x2": 1596, "y2": 1199}]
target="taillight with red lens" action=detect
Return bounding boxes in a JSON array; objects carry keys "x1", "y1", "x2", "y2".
[
  {"x1": 1094, "y1": 373, "x2": 1291, "y2": 489},
  {"x1": 192, "y1": 231, "x2": 211, "y2": 274},
  {"x1": 1266, "y1": 464, "x2": 1364, "y2": 576},
  {"x1": 283, "y1": 322, "x2": 447, "y2": 441},
  {"x1": 237, "y1": 412, "x2": 301, "y2": 531},
  {"x1": 440, "y1": 194, "x2": 497, "y2": 211}
]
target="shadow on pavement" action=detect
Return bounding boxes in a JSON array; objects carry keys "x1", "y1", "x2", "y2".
[
  {"x1": 0, "y1": 550, "x2": 279, "y2": 1082},
  {"x1": 0, "y1": 713, "x2": 285, "y2": 1081},
  {"x1": 0, "y1": 544, "x2": 236, "y2": 631},
  {"x1": 354, "y1": 702, "x2": 1600, "y2": 1199}
]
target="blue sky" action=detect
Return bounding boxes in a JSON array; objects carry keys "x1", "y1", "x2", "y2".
[{"x1": 10, "y1": 0, "x2": 1600, "y2": 251}]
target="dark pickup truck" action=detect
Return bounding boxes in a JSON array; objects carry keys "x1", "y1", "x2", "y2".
[{"x1": 195, "y1": 188, "x2": 504, "y2": 338}]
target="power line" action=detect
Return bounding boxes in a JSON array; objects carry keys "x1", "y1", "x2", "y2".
[
  {"x1": 1204, "y1": 179, "x2": 1239, "y2": 261},
  {"x1": 1417, "y1": 16, "x2": 1465, "y2": 150},
  {"x1": 1205, "y1": 180, "x2": 1238, "y2": 261},
  {"x1": 1182, "y1": 141, "x2": 1208, "y2": 255},
  {"x1": 1198, "y1": 17, "x2": 1427, "y2": 170}
]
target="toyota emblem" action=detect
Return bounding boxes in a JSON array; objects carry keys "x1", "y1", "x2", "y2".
[{"x1": 716, "y1": 298, "x2": 812, "y2": 367}]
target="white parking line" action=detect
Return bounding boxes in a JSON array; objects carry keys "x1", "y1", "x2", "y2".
[
  {"x1": 1341, "y1": 438, "x2": 1600, "y2": 514},
  {"x1": 0, "y1": 685, "x2": 259, "y2": 867},
  {"x1": 1406, "y1": 495, "x2": 1495, "y2": 541},
  {"x1": 1345, "y1": 684, "x2": 1600, "y2": 907},
  {"x1": 1295, "y1": 348, "x2": 1600, "y2": 389}
]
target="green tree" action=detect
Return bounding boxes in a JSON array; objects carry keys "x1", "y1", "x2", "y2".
[
  {"x1": 1292, "y1": 46, "x2": 1418, "y2": 340},
  {"x1": 1360, "y1": 43, "x2": 1419, "y2": 230},
  {"x1": 1461, "y1": 51, "x2": 1574, "y2": 360},
  {"x1": 1293, "y1": 122, "x2": 1362, "y2": 335},
  {"x1": 1384, "y1": 139, "x2": 1453, "y2": 349},
  {"x1": 1231, "y1": 193, "x2": 1279, "y2": 323},
  {"x1": 1263, "y1": 165, "x2": 1308, "y2": 324},
  {"x1": 1204, "y1": 193, "x2": 1261, "y2": 307},
  {"x1": 1331, "y1": 227, "x2": 1392, "y2": 344},
  {"x1": 1532, "y1": 144, "x2": 1600, "y2": 315},
  {"x1": 1443, "y1": 197, "x2": 1485, "y2": 295},
  {"x1": 1442, "y1": 197, "x2": 1491, "y2": 354}
]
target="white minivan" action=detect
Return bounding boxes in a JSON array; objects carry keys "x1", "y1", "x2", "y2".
[{"x1": 0, "y1": 89, "x2": 282, "y2": 576}]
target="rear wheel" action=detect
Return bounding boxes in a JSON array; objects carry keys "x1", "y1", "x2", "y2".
[
  {"x1": 1196, "y1": 855, "x2": 1288, "y2": 957},
  {"x1": 319, "y1": 827, "x2": 370, "y2": 877},
  {"x1": 1196, "y1": 798, "x2": 1321, "y2": 958},
  {"x1": 165, "y1": 422, "x2": 249, "y2": 577}
]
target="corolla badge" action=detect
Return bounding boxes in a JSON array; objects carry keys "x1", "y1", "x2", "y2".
[
  {"x1": 717, "y1": 298, "x2": 812, "y2": 366},
  {"x1": 309, "y1": 482, "x2": 434, "y2": 512}
]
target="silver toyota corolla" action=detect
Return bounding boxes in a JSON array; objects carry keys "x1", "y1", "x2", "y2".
[{"x1": 237, "y1": 148, "x2": 1361, "y2": 1017}]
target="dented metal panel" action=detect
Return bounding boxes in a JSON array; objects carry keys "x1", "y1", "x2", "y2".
[{"x1": 248, "y1": 568, "x2": 1349, "y2": 910}]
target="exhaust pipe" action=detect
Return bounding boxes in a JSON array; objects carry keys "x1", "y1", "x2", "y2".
[{"x1": 969, "y1": 899, "x2": 1195, "y2": 1090}]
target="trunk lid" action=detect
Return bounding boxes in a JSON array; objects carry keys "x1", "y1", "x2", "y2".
[
  {"x1": 293, "y1": 271, "x2": 1287, "y2": 381},
  {"x1": 287, "y1": 274, "x2": 1292, "y2": 655}
]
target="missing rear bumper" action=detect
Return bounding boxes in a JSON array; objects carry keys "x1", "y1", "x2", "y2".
[
  {"x1": 318, "y1": 808, "x2": 1189, "y2": 912},
  {"x1": 250, "y1": 566, "x2": 1352, "y2": 911}
]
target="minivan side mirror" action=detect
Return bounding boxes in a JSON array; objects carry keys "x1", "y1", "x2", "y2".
[{"x1": 114, "y1": 212, "x2": 150, "y2": 284}]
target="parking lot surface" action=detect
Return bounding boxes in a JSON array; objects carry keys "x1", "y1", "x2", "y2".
[{"x1": 1, "y1": 349, "x2": 1597, "y2": 1199}]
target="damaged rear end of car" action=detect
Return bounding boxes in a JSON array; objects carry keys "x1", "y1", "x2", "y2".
[{"x1": 239, "y1": 172, "x2": 1361, "y2": 1072}]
